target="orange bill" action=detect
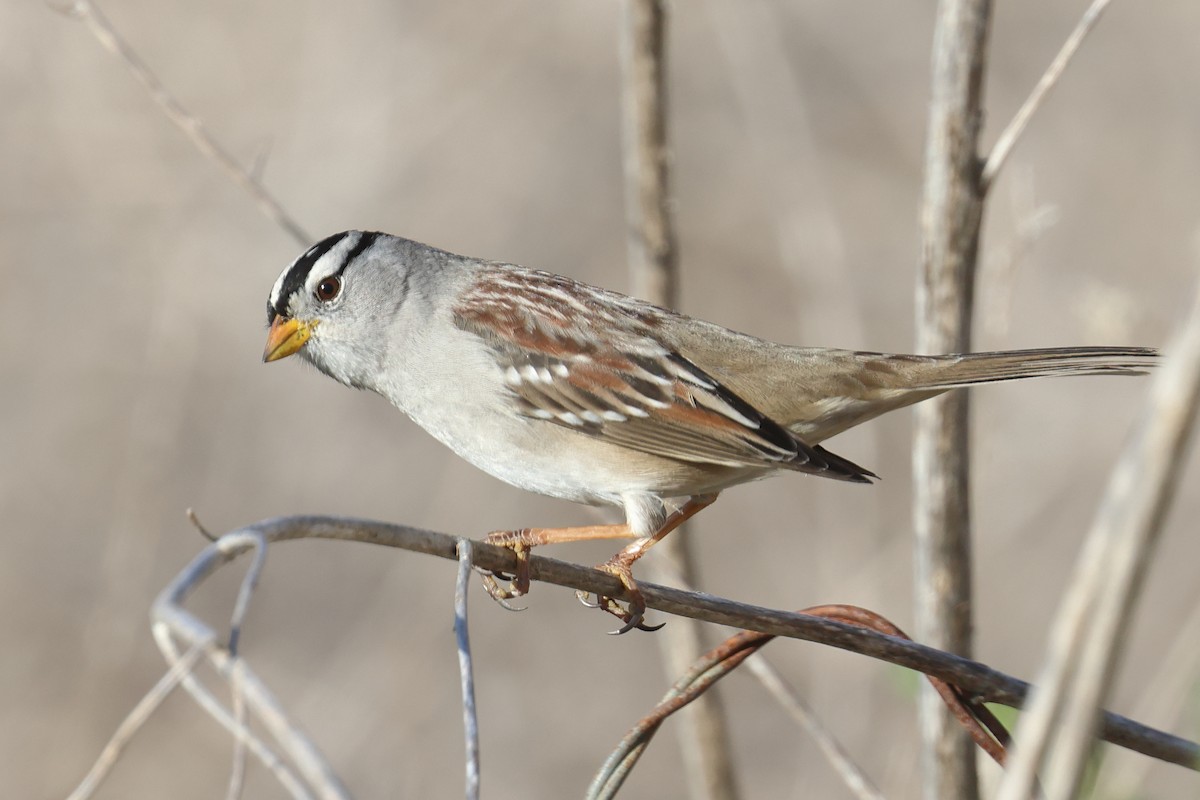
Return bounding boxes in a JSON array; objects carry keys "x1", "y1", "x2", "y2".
[{"x1": 263, "y1": 317, "x2": 316, "y2": 362}]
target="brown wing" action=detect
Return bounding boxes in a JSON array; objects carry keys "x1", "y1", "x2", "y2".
[{"x1": 453, "y1": 265, "x2": 873, "y2": 482}]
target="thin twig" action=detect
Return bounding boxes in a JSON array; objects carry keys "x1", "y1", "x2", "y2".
[
  {"x1": 997, "y1": 275, "x2": 1200, "y2": 799},
  {"x1": 226, "y1": 668, "x2": 249, "y2": 800},
  {"x1": 160, "y1": 631, "x2": 316, "y2": 800},
  {"x1": 636, "y1": 573, "x2": 887, "y2": 798},
  {"x1": 187, "y1": 507, "x2": 217, "y2": 542},
  {"x1": 154, "y1": 530, "x2": 349, "y2": 799},
  {"x1": 621, "y1": 0, "x2": 677, "y2": 306},
  {"x1": 591, "y1": 605, "x2": 1007, "y2": 798},
  {"x1": 981, "y1": 0, "x2": 1113, "y2": 191},
  {"x1": 225, "y1": 516, "x2": 265, "y2": 800},
  {"x1": 588, "y1": 629, "x2": 759, "y2": 799},
  {"x1": 50, "y1": 0, "x2": 311, "y2": 246},
  {"x1": 67, "y1": 641, "x2": 208, "y2": 800},
  {"x1": 980, "y1": 169, "x2": 1058, "y2": 342},
  {"x1": 1092, "y1": 593, "x2": 1200, "y2": 795},
  {"x1": 743, "y1": 657, "x2": 886, "y2": 800},
  {"x1": 915, "y1": 1, "x2": 992, "y2": 797},
  {"x1": 149, "y1": 516, "x2": 1199, "y2": 771},
  {"x1": 455, "y1": 540, "x2": 481, "y2": 800},
  {"x1": 228, "y1": 525, "x2": 268, "y2": 656}
]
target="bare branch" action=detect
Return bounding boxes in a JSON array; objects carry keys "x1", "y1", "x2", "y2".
[
  {"x1": 915, "y1": 1, "x2": 991, "y2": 796},
  {"x1": 621, "y1": 0, "x2": 676, "y2": 306},
  {"x1": 743, "y1": 657, "x2": 886, "y2": 800},
  {"x1": 455, "y1": 540, "x2": 481, "y2": 800},
  {"x1": 155, "y1": 641, "x2": 317, "y2": 800},
  {"x1": 1092, "y1": 595, "x2": 1200, "y2": 795},
  {"x1": 187, "y1": 507, "x2": 218, "y2": 542},
  {"x1": 153, "y1": 530, "x2": 349, "y2": 799},
  {"x1": 156, "y1": 515, "x2": 1198, "y2": 771},
  {"x1": 67, "y1": 641, "x2": 207, "y2": 800},
  {"x1": 228, "y1": 523, "x2": 267, "y2": 656},
  {"x1": 587, "y1": 628, "x2": 760, "y2": 799},
  {"x1": 632, "y1": 572, "x2": 888, "y2": 797},
  {"x1": 982, "y1": 0, "x2": 1114, "y2": 191},
  {"x1": 979, "y1": 169, "x2": 1059, "y2": 342},
  {"x1": 225, "y1": 669, "x2": 249, "y2": 800},
  {"x1": 997, "y1": 275, "x2": 1200, "y2": 798},
  {"x1": 51, "y1": 0, "x2": 312, "y2": 246},
  {"x1": 589, "y1": 604, "x2": 1032, "y2": 795}
]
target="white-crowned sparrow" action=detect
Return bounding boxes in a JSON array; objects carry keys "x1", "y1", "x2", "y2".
[{"x1": 264, "y1": 230, "x2": 1156, "y2": 631}]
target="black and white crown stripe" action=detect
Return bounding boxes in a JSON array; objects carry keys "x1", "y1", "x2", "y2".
[{"x1": 267, "y1": 231, "x2": 382, "y2": 323}]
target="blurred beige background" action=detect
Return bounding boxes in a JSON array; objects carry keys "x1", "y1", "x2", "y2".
[{"x1": 4, "y1": 1, "x2": 1199, "y2": 797}]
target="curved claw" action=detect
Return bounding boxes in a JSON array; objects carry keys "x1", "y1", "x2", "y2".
[
  {"x1": 495, "y1": 597, "x2": 528, "y2": 613},
  {"x1": 476, "y1": 568, "x2": 527, "y2": 610},
  {"x1": 606, "y1": 599, "x2": 643, "y2": 635},
  {"x1": 476, "y1": 538, "x2": 533, "y2": 611},
  {"x1": 610, "y1": 619, "x2": 666, "y2": 635},
  {"x1": 598, "y1": 595, "x2": 664, "y2": 634},
  {"x1": 482, "y1": 582, "x2": 530, "y2": 614},
  {"x1": 578, "y1": 591, "x2": 658, "y2": 633},
  {"x1": 587, "y1": 561, "x2": 662, "y2": 634},
  {"x1": 575, "y1": 589, "x2": 602, "y2": 609},
  {"x1": 476, "y1": 569, "x2": 529, "y2": 612}
]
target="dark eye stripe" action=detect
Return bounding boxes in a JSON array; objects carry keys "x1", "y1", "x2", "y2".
[
  {"x1": 269, "y1": 232, "x2": 350, "y2": 321},
  {"x1": 338, "y1": 231, "x2": 380, "y2": 276}
]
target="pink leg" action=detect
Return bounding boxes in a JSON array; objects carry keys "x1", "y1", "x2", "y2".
[
  {"x1": 591, "y1": 494, "x2": 719, "y2": 634},
  {"x1": 478, "y1": 494, "x2": 720, "y2": 634},
  {"x1": 479, "y1": 523, "x2": 636, "y2": 604}
]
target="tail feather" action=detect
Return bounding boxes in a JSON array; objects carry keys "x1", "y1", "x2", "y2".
[
  {"x1": 809, "y1": 444, "x2": 878, "y2": 483},
  {"x1": 909, "y1": 346, "x2": 1158, "y2": 389}
]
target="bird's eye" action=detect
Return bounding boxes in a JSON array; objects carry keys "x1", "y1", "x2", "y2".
[{"x1": 314, "y1": 275, "x2": 342, "y2": 302}]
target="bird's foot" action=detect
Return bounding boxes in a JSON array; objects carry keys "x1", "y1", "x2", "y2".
[
  {"x1": 477, "y1": 531, "x2": 533, "y2": 611},
  {"x1": 576, "y1": 552, "x2": 664, "y2": 635}
]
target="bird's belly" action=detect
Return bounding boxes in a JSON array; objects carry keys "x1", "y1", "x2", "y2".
[
  {"x1": 411, "y1": 407, "x2": 628, "y2": 504},
  {"x1": 409, "y1": 402, "x2": 755, "y2": 505},
  {"x1": 377, "y1": 327, "x2": 764, "y2": 506}
]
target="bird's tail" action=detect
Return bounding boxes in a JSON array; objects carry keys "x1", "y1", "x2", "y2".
[{"x1": 903, "y1": 346, "x2": 1158, "y2": 389}]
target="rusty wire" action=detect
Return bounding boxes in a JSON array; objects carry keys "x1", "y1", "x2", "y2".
[{"x1": 588, "y1": 604, "x2": 1016, "y2": 799}]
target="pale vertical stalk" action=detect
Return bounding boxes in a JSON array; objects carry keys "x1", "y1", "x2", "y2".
[
  {"x1": 455, "y1": 541, "x2": 481, "y2": 800},
  {"x1": 619, "y1": 3, "x2": 738, "y2": 799},
  {"x1": 621, "y1": 0, "x2": 676, "y2": 303},
  {"x1": 914, "y1": 2, "x2": 991, "y2": 798},
  {"x1": 997, "y1": 277, "x2": 1200, "y2": 800}
]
